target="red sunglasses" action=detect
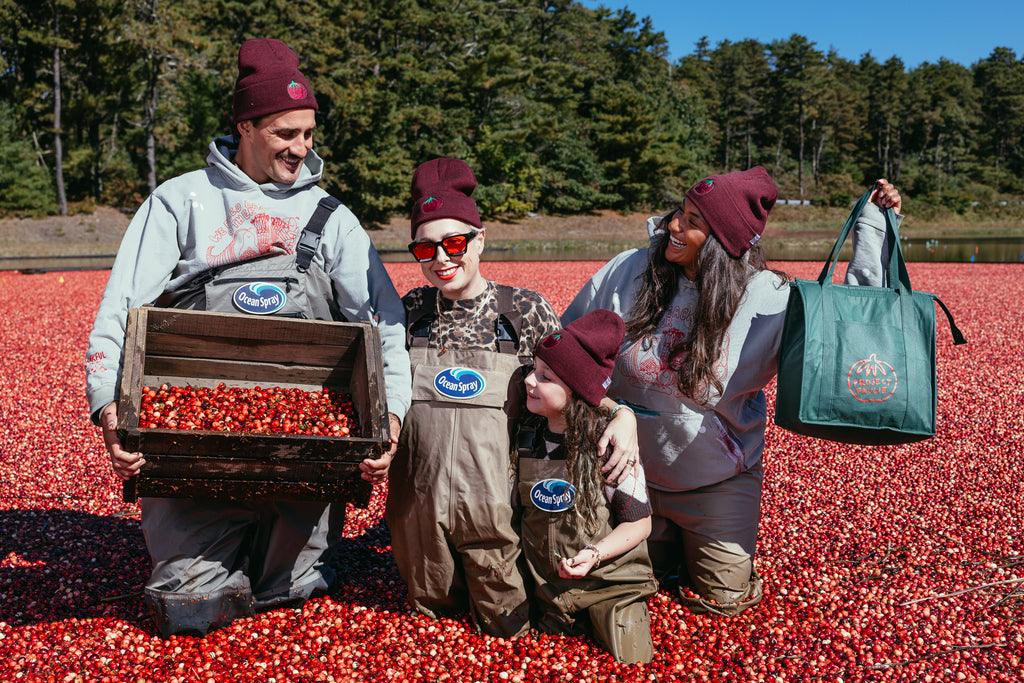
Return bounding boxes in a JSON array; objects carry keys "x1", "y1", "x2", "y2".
[{"x1": 407, "y1": 232, "x2": 479, "y2": 262}]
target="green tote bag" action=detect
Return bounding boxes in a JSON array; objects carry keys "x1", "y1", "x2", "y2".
[{"x1": 775, "y1": 187, "x2": 967, "y2": 445}]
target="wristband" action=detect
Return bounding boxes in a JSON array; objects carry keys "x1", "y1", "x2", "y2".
[
  {"x1": 583, "y1": 544, "x2": 601, "y2": 568},
  {"x1": 610, "y1": 403, "x2": 633, "y2": 418}
]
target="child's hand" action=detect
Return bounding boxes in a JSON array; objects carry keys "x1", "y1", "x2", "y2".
[{"x1": 557, "y1": 548, "x2": 600, "y2": 579}]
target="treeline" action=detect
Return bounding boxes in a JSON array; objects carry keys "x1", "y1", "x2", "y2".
[{"x1": 2, "y1": 0, "x2": 1023, "y2": 223}]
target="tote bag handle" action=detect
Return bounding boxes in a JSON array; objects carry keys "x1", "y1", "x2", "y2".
[
  {"x1": 816, "y1": 183, "x2": 911, "y2": 292},
  {"x1": 817, "y1": 184, "x2": 967, "y2": 346}
]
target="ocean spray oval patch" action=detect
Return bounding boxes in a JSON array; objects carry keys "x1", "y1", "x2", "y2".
[
  {"x1": 232, "y1": 283, "x2": 287, "y2": 315},
  {"x1": 433, "y1": 368, "x2": 485, "y2": 399},
  {"x1": 530, "y1": 479, "x2": 577, "y2": 512}
]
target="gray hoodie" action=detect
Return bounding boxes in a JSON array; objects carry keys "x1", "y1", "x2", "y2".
[{"x1": 85, "y1": 135, "x2": 411, "y2": 423}]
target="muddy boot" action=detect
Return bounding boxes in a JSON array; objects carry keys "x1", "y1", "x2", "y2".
[{"x1": 144, "y1": 580, "x2": 256, "y2": 639}]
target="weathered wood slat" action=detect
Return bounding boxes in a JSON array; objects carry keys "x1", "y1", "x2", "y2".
[
  {"x1": 140, "y1": 455, "x2": 364, "y2": 481},
  {"x1": 118, "y1": 308, "x2": 145, "y2": 431},
  {"x1": 122, "y1": 429, "x2": 380, "y2": 461},
  {"x1": 143, "y1": 356, "x2": 354, "y2": 387},
  {"x1": 141, "y1": 308, "x2": 365, "y2": 346},
  {"x1": 126, "y1": 476, "x2": 372, "y2": 506},
  {"x1": 144, "y1": 332, "x2": 360, "y2": 367}
]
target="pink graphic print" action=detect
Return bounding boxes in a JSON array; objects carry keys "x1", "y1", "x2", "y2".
[
  {"x1": 206, "y1": 203, "x2": 302, "y2": 268},
  {"x1": 847, "y1": 353, "x2": 898, "y2": 402},
  {"x1": 619, "y1": 302, "x2": 730, "y2": 400},
  {"x1": 85, "y1": 351, "x2": 107, "y2": 375}
]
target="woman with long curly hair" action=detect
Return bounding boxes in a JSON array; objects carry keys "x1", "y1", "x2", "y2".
[
  {"x1": 515, "y1": 309, "x2": 657, "y2": 664},
  {"x1": 562, "y1": 168, "x2": 902, "y2": 616}
]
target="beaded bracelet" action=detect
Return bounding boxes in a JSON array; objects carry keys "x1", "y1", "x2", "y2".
[
  {"x1": 583, "y1": 544, "x2": 602, "y2": 568},
  {"x1": 609, "y1": 403, "x2": 634, "y2": 418}
]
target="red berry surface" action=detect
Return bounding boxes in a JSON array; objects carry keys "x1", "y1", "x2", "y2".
[
  {"x1": 138, "y1": 383, "x2": 358, "y2": 437},
  {"x1": 0, "y1": 262, "x2": 1021, "y2": 682}
]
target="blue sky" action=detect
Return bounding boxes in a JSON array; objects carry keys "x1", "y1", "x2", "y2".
[{"x1": 586, "y1": 0, "x2": 1024, "y2": 69}]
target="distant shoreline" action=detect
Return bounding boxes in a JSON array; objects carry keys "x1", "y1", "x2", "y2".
[{"x1": 1, "y1": 205, "x2": 1021, "y2": 269}]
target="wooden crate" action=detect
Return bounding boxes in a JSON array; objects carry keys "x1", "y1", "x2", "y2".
[{"x1": 117, "y1": 307, "x2": 391, "y2": 506}]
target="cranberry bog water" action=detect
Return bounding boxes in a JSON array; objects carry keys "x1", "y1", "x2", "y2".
[{"x1": 1, "y1": 262, "x2": 1021, "y2": 682}]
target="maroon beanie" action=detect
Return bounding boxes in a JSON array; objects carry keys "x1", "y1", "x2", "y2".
[
  {"x1": 409, "y1": 158, "x2": 483, "y2": 239},
  {"x1": 684, "y1": 166, "x2": 778, "y2": 258},
  {"x1": 535, "y1": 309, "x2": 624, "y2": 407},
  {"x1": 233, "y1": 38, "x2": 318, "y2": 123}
]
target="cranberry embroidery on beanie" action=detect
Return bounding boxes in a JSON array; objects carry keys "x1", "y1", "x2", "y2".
[
  {"x1": 287, "y1": 80, "x2": 307, "y2": 100},
  {"x1": 409, "y1": 158, "x2": 482, "y2": 238},
  {"x1": 542, "y1": 333, "x2": 562, "y2": 348},
  {"x1": 694, "y1": 178, "x2": 715, "y2": 195}
]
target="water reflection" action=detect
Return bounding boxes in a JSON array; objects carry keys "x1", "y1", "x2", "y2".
[{"x1": 765, "y1": 237, "x2": 1024, "y2": 264}]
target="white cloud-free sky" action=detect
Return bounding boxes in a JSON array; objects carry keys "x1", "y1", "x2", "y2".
[{"x1": 587, "y1": 0, "x2": 1023, "y2": 68}]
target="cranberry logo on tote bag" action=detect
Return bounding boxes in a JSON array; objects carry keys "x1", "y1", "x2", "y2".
[{"x1": 847, "y1": 354, "x2": 898, "y2": 402}]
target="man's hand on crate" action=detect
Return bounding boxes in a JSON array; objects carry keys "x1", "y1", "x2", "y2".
[
  {"x1": 100, "y1": 402, "x2": 146, "y2": 480},
  {"x1": 359, "y1": 412, "x2": 401, "y2": 484}
]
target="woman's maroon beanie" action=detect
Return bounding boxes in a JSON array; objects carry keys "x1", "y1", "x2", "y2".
[
  {"x1": 233, "y1": 38, "x2": 318, "y2": 123},
  {"x1": 684, "y1": 166, "x2": 778, "y2": 258},
  {"x1": 409, "y1": 158, "x2": 483, "y2": 239},
  {"x1": 535, "y1": 309, "x2": 624, "y2": 407}
]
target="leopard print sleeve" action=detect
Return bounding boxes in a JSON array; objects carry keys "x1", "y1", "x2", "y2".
[
  {"x1": 402, "y1": 286, "x2": 431, "y2": 315},
  {"x1": 511, "y1": 286, "x2": 562, "y2": 364}
]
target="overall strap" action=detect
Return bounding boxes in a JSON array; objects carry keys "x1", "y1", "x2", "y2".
[
  {"x1": 515, "y1": 422, "x2": 539, "y2": 459},
  {"x1": 494, "y1": 284, "x2": 523, "y2": 355},
  {"x1": 406, "y1": 288, "x2": 438, "y2": 349},
  {"x1": 295, "y1": 195, "x2": 342, "y2": 273}
]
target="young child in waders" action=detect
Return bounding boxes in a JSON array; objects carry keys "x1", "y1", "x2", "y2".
[{"x1": 515, "y1": 309, "x2": 658, "y2": 664}]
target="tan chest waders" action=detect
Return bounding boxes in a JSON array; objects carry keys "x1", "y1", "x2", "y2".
[
  {"x1": 386, "y1": 285, "x2": 531, "y2": 638},
  {"x1": 517, "y1": 441, "x2": 658, "y2": 664}
]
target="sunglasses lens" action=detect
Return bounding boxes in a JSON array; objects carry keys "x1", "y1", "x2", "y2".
[
  {"x1": 410, "y1": 242, "x2": 437, "y2": 261},
  {"x1": 441, "y1": 234, "x2": 469, "y2": 255}
]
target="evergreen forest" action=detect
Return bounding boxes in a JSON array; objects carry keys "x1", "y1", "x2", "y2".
[{"x1": 2, "y1": 0, "x2": 1023, "y2": 223}]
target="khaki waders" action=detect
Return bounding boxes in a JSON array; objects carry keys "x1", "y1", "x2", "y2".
[
  {"x1": 517, "y1": 456, "x2": 658, "y2": 664},
  {"x1": 387, "y1": 288, "x2": 531, "y2": 637}
]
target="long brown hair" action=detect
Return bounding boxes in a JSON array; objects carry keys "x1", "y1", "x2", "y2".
[
  {"x1": 562, "y1": 397, "x2": 612, "y2": 536},
  {"x1": 624, "y1": 211, "x2": 789, "y2": 404}
]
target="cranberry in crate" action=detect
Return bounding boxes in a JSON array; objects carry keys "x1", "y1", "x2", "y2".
[{"x1": 117, "y1": 307, "x2": 390, "y2": 506}]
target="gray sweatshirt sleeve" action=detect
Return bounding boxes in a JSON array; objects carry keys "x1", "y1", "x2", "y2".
[
  {"x1": 85, "y1": 195, "x2": 184, "y2": 424},
  {"x1": 845, "y1": 203, "x2": 904, "y2": 287},
  {"x1": 562, "y1": 248, "x2": 646, "y2": 326},
  {"x1": 322, "y1": 215, "x2": 412, "y2": 422}
]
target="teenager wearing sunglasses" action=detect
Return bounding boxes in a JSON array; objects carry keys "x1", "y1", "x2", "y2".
[{"x1": 385, "y1": 158, "x2": 639, "y2": 639}]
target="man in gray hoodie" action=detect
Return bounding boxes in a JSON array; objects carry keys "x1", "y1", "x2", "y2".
[{"x1": 85, "y1": 38, "x2": 411, "y2": 637}]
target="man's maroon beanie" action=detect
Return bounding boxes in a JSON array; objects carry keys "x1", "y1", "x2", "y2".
[
  {"x1": 684, "y1": 166, "x2": 778, "y2": 258},
  {"x1": 535, "y1": 309, "x2": 624, "y2": 407},
  {"x1": 233, "y1": 38, "x2": 318, "y2": 123},
  {"x1": 410, "y1": 158, "x2": 483, "y2": 239}
]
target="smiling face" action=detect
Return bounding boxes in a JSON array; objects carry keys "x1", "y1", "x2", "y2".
[
  {"x1": 664, "y1": 197, "x2": 712, "y2": 280},
  {"x1": 524, "y1": 357, "x2": 571, "y2": 432},
  {"x1": 412, "y1": 218, "x2": 486, "y2": 300},
  {"x1": 235, "y1": 108, "x2": 316, "y2": 185}
]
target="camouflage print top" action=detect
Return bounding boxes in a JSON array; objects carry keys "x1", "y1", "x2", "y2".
[{"x1": 402, "y1": 280, "x2": 562, "y2": 365}]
